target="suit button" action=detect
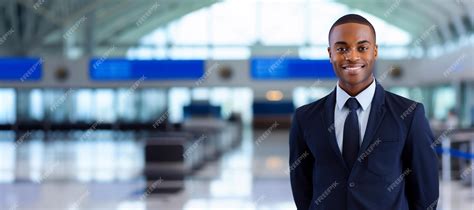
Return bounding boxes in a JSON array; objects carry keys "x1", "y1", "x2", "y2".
[{"x1": 349, "y1": 182, "x2": 356, "y2": 188}]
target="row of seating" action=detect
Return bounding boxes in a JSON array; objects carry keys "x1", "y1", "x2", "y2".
[{"x1": 144, "y1": 118, "x2": 242, "y2": 193}]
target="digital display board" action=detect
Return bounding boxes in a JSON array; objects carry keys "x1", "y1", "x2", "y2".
[
  {"x1": 0, "y1": 58, "x2": 42, "y2": 81},
  {"x1": 90, "y1": 59, "x2": 205, "y2": 80},
  {"x1": 251, "y1": 58, "x2": 336, "y2": 80}
]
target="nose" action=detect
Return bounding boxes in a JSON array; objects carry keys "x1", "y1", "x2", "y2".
[{"x1": 344, "y1": 48, "x2": 360, "y2": 61}]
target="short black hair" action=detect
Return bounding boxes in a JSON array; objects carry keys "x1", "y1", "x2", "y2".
[{"x1": 328, "y1": 14, "x2": 376, "y2": 44}]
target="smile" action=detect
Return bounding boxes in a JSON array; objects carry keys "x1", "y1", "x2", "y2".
[{"x1": 342, "y1": 64, "x2": 365, "y2": 73}]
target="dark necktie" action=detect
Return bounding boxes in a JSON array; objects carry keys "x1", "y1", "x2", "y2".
[{"x1": 343, "y1": 97, "x2": 361, "y2": 170}]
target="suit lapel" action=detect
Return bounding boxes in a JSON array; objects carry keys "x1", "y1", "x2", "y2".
[
  {"x1": 358, "y1": 82, "x2": 386, "y2": 158},
  {"x1": 321, "y1": 88, "x2": 348, "y2": 172}
]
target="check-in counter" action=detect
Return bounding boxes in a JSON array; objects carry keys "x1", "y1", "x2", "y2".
[
  {"x1": 183, "y1": 118, "x2": 240, "y2": 160},
  {"x1": 143, "y1": 131, "x2": 204, "y2": 193},
  {"x1": 142, "y1": 118, "x2": 242, "y2": 193}
]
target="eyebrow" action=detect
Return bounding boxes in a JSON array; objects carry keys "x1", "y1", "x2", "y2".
[
  {"x1": 333, "y1": 40, "x2": 371, "y2": 45},
  {"x1": 334, "y1": 41, "x2": 347, "y2": 45},
  {"x1": 357, "y1": 40, "x2": 371, "y2": 45}
]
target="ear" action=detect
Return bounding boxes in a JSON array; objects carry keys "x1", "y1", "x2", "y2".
[
  {"x1": 327, "y1": 47, "x2": 332, "y2": 62},
  {"x1": 374, "y1": 44, "x2": 378, "y2": 59}
]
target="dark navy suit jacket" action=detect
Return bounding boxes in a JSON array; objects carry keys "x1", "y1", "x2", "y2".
[{"x1": 289, "y1": 82, "x2": 439, "y2": 210}]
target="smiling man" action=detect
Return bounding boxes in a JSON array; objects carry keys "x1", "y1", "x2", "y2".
[{"x1": 289, "y1": 14, "x2": 439, "y2": 210}]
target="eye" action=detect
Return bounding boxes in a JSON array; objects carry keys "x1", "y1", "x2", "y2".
[
  {"x1": 358, "y1": 46, "x2": 369, "y2": 51},
  {"x1": 336, "y1": 48, "x2": 347, "y2": 53}
]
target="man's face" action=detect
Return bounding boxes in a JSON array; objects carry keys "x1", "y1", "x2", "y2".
[{"x1": 327, "y1": 23, "x2": 377, "y2": 87}]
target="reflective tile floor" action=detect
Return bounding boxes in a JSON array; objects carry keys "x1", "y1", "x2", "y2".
[{"x1": 0, "y1": 129, "x2": 473, "y2": 210}]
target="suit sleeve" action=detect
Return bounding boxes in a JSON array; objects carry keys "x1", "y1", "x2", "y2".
[
  {"x1": 403, "y1": 103, "x2": 439, "y2": 210},
  {"x1": 289, "y1": 109, "x2": 314, "y2": 210}
]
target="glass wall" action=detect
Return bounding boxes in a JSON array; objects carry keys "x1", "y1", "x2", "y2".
[
  {"x1": 71, "y1": 89, "x2": 94, "y2": 123},
  {"x1": 0, "y1": 89, "x2": 16, "y2": 124},
  {"x1": 17, "y1": 89, "x2": 43, "y2": 122},
  {"x1": 0, "y1": 88, "x2": 169, "y2": 125},
  {"x1": 127, "y1": 0, "x2": 412, "y2": 60},
  {"x1": 433, "y1": 85, "x2": 456, "y2": 121}
]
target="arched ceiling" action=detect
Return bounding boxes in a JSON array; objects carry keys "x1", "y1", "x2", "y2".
[{"x1": 0, "y1": 0, "x2": 472, "y2": 56}]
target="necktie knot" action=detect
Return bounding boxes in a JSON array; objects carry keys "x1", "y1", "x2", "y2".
[{"x1": 345, "y1": 98, "x2": 360, "y2": 111}]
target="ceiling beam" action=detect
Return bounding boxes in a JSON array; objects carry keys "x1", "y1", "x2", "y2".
[
  {"x1": 337, "y1": 0, "x2": 421, "y2": 35},
  {"x1": 108, "y1": 0, "x2": 218, "y2": 45},
  {"x1": 93, "y1": 1, "x2": 158, "y2": 43}
]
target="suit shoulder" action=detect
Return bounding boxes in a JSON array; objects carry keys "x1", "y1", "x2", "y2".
[{"x1": 384, "y1": 91, "x2": 424, "y2": 121}]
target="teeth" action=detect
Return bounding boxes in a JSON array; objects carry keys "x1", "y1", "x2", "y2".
[{"x1": 343, "y1": 65, "x2": 364, "y2": 71}]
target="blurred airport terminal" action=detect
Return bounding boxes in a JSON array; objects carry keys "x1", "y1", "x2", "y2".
[{"x1": 0, "y1": 0, "x2": 473, "y2": 209}]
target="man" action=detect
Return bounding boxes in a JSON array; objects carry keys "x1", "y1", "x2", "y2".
[{"x1": 289, "y1": 14, "x2": 439, "y2": 210}]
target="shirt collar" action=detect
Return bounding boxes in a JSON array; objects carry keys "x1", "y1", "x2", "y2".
[{"x1": 336, "y1": 78, "x2": 376, "y2": 111}]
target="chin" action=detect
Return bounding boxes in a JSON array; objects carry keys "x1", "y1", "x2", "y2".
[{"x1": 342, "y1": 76, "x2": 369, "y2": 86}]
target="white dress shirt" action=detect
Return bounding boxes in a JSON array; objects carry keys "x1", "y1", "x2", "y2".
[{"x1": 334, "y1": 78, "x2": 376, "y2": 152}]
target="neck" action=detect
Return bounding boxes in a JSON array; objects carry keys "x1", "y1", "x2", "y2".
[{"x1": 339, "y1": 77, "x2": 374, "y2": 97}]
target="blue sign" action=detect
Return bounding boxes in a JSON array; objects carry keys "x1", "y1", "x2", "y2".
[
  {"x1": 0, "y1": 58, "x2": 42, "y2": 81},
  {"x1": 251, "y1": 58, "x2": 336, "y2": 79},
  {"x1": 90, "y1": 59, "x2": 205, "y2": 80}
]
